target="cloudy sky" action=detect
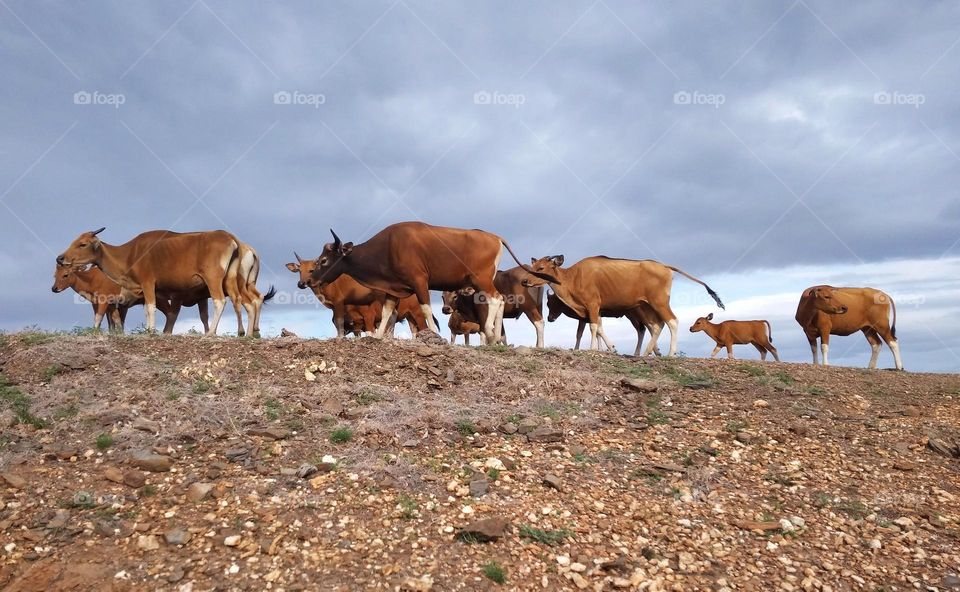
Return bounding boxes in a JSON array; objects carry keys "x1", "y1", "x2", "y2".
[{"x1": 2, "y1": 1, "x2": 958, "y2": 371}]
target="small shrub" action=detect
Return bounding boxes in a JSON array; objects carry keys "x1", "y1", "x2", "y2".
[
  {"x1": 482, "y1": 561, "x2": 506, "y2": 585},
  {"x1": 95, "y1": 433, "x2": 114, "y2": 450},
  {"x1": 738, "y1": 364, "x2": 765, "y2": 377},
  {"x1": 398, "y1": 494, "x2": 418, "y2": 520},
  {"x1": 806, "y1": 386, "x2": 827, "y2": 396},
  {"x1": 486, "y1": 468, "x2": 500, "y2": 481},
  {"x1": 40, "y1": 364, "x2": 63, "y2": 381},
  {"x1": 0, "y1": 378, "x2": 48, "y2": 429},
  {"x1": 725, "y1": 420, "x2": 748, "y2": 433},
  {"x1": 455, "y1": 419, "x2": 477, "y2": 436},
  {"x1": 140, "y1": 484, "x2": 158, "y2": 497},
  {"x1": 647, "y1": 409, "x2": 669, "y2": 425},
  {"x1": 20, "y1": 328, "x2": 55, "y2": 346},
  {"x1": 330, "y1": 426, "x2": 354, "y2": 444},
  {"x1": 518, "y1": 525, "x2": 571, "y2": 546},
  {"x1": 192, "y1": 379, "x2": 212, "y2": 395},
  {"x1": 264, "y1": 398, "x2": 282, "y2": 420},
  {"x1": 355, "y1": 388, "x2": 383, "y2": 406},
  {"x1": 773, "y1": 371, "x2": 795, "y2": 386}
]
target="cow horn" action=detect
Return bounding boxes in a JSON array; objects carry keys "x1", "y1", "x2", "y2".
[
  {"x1": 91, "y1": 227, "x2": 106, "y2": 236},
  {"x1": 294, "y1": 251, "x2": 303, "y2": 263},
  {"x1": 330, "y1": 229, "x2": 342, "y2": 247}
]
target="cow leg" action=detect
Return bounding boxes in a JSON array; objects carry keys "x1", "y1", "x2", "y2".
[
  {"x1": 464, "y1": 333, "x2": 470, "y2": 346},
  {"x1": 204, "y1": 281, "x2": 228, "y2": 337},
  {"x1": 876, "y1": 327, "x2": 903, "y2": 370},
  {"x1": 710, "y1": 345, "x2": 721, "y2": 358},
  {"x1": 533, "y1": 318, "x2": 545, "y2": 348},
  {"x1": 819, "y1": 331, "x2": 831, "y2": 366},
  {"x1": 804, "y1": 330, "x2": 819, "y2": 365},
  {"x1": 141, "y1": 282, "x2": 158, "y2": 333},
  {"x1": 119, "y1": 306, "x2": 129, "y2": 333},
  {"x1": 159, "y1": 299, "x2": 180, "y2": 334},
  {"x1": 726, "y1": 344, "x2": 735, "y2": 359},
  {"x1": 628, "y1": 315, "x2": 645, "y2": 357},
  {"x1": 597, "y1": 325, "x2": 615, "y2": 351},
  {"x1": 483, "y1": 294, "x2": 505, "y2": 345},
  {"x1": 861, "y1": 329, "x2": 882, "y2": 369},
  {"x1": 374, "y1": 296, "x2": 399, "y2": 338},
  {"x1": 753, "y1": 343, "x2": 767, "y2": 361},
  {"x1": 574, "y1": 320, "x2": 585, "y2": 350},
  {"x1": 198, "y1": 299, "x2": 210, "y2": 333},
  {"x1": 763, "y1": 339, "x2": 780, "y2": 362}
]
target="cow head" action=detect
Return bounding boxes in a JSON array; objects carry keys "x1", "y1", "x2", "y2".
[
  {"x1": 522, "y1": 255, "x2": 564, "y2": 287},
  {"x1": 545, "y1": 291, "x2": 565, "y2": 322},
  {"x1": 811, "y1": 287, "x2": 848, "y2": 314},
  {"x1": 308, "y1": 230, "x2": 354, "y2": 288},
  {"x1": 441, "y1": 287, "x2": 476, "y2": 315},
  {"x1": 56, "y1": 227, "x2": 106, "y2": 267},
  {"x1": 689, "y1": 312, "x2": 714, "y2": 333},
  {"x1": 51, "y1": 263, "x2": 79, "y2": 293},
  {"x1": 285, "y1": 252, "x2": 317, "y2": 290}
]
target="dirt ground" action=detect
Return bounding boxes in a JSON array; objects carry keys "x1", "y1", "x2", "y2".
[{"x1": 0, "y1": 331, "x2": 959, "y2": 591}]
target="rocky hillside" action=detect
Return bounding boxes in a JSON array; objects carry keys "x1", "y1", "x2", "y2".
[{"x1": 0, "y1": 331, "x2": 959, "y2": 591}]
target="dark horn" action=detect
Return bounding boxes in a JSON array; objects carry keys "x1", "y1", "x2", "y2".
[
  {"x1": 294, "y1": 251, "x2": 303, "y2": 263},
  {"x1": 92, "y1": 227, "x2": 105, "y2": 235},
  {"x1": 330, "y1": 229, "x2": 341, "y2": 245}
]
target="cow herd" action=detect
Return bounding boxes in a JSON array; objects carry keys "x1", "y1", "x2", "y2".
[{"x1": 52, "y1": 222, "x2": 904, "y2": 370}]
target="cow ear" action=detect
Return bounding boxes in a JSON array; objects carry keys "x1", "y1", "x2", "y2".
[
  {"x1": 553, "y1": 255, "x2": 564, "y2": 266},
  {"x1": 706, "y1": 312, "x2": 713, "y2": 320},
  {"x1": 285, "y1": 262, "x2": 299, "y2": 272},
  {"x1": 340, "y1": 242, "x2": 354, "y2": 256},
  {"x1": 530, "y1": 257, "x2": 537, "y2": 264},
  {"x1": 91, "y1": 238, "x2": 101, "y2": 251}
]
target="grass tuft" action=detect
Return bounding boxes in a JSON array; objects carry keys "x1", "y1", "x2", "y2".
[
  {"x1": 329, "y1": 426, "x2": 354, "y2": 444},
  {"x1": 482, "y1": 561, "x2": 506, "y2": 584},
  {"x1": 95, "y1": 433, "x2": 114, "y2": 450},
  {"x1": 518, "y1": 525, "x2": 572, "y2": 546}
]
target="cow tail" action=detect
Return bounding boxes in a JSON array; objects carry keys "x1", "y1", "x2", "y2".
[
  {"x1": 890, "y1": 295, "x2": 897, "y2": 340},
  {"x1": 499, "y1": 237, "x2": 559, "y2": 284},
  {"x1": 764, "y1": 320, "x2": 773, "y2": 343},
  {"x1": 665, "y1": 265, "x2": 725, "y2": 310},
  {"x1": 262, "y1": 285, "x2": 277, "y2": 304}
]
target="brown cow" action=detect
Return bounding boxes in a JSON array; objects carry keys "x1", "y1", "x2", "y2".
[
  {"x1": 689, "y1": 313, "x2": 779, "y2": 361},
  {"x1": 288, "y1": 255, "x2": 431, "y2": 337},
  {"x1": 546, "y1": 292, "x2": 662, "y2": 356},
  {"x1": 52, "y1": 264, "x2": 213, "y2": 333},
  {"x1": 447, "y1": 310, "x2": 482, "y2": 345},
  {"x1": 439, "y1": 267, "x2": 543, "y2": 346},
  {"x1": 525, "y1": 255, "x2": 723, "y2": 356},
  {"x1": 57, "y1": 228, "x2": 243, "y2": 335},
  {"x1": 441, "y1": 289, "x2": 500, "y2": 345},
  {"x1": 795, "y1": 285, "x2": 902, "y2": 370},
  {"x1": 307, "y1": 222, "x2": 556, "y2": 343}
]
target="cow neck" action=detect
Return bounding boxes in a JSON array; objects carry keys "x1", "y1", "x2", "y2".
[
  {"x1": 547, "y1": 266, "x2": 587, "y2": 318},
  {"x1": 341, "y1": 242, "x2": 410, "y2": 297},
  {"x1": 95, "y1": 242, "x2": 135, "y2": 289},
  {"x1": 701, "y1": 322, "x2": 721, "y2": 340}
]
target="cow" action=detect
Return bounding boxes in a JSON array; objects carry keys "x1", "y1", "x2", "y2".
[
  {"x1": 689, "y1": 313, "x2": 779, "y2": 361},
  {"x1": 231, "y1": 241, "x2": 275, "y2": 338},
  {"x1": 439, "y1": 267, "x2": 543, "y2": 346},
  {"x1": 545, "y1": 292, "x2": 663, "y2": 356},
  {"x1": 286, "y1": 254, "x2": 386, "y2": 337},
  {"x1": 524, "y1": 255, "x2": 723, "y2": 356},
  {"x1": 56, "y1": 228, "x2": 242, "y2": 335},
  {"x1": 306, "y1": 222, "x2": 557, "y2": 344},
  {"x1": 52, "y1": 263, "x2": 213, "y2": 334},
  {"x1": 795, "y1": 285, "x2": 902, "y2": 370},
  {"x1": 442, "y1": 289, "x2": 494, "y2": 345}
]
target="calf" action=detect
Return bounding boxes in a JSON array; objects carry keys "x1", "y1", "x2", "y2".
[{"x1": 689, "y1": 313, "x2": 779, "y2": 361}]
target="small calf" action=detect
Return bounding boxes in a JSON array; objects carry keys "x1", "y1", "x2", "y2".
[{"x1": 689, "y1": 313, "x2": 779, "y2": 361}]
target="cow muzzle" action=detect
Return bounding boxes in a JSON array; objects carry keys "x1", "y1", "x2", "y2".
[
  {"x1": 51, "y1": 286, "x2": 61, "y2": 293},
  {"x1": 441, "y1": 306, "x2": 452, "y2": 314},
  {"x1": 297, "y1": 281, "x2": 306, "y2": 290},
  {"x1": 56, "y1": 255, "x2": 66, "y2": 265}
]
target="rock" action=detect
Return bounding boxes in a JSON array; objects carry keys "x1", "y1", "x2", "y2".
[
  {"x1": 296, "y1": 463, "x2": 318, "y2": 478},
  {"x1": 789, "y1": 423, "x2": 809, "y2": 437},
  {"x1": 321, "y1": 398, "x2": 344, "y2": 417},
  {"x1": 103, "y1": 467, "x2": 124, "y2": 484},
  {"x1": 753, "y1": 399, "x2": 769, "y2": 408},
  {"x1": 458, "y1": 517, "x2": 509, "y2": 542},
  {"x1": 131, "y1": 417, "x2": 160, "y2": 434},
  {"x1": 137, "y1": 535, "x2": 160, "y2": 551},
  {"x1": 164, "y1": 528, "x2": 191, "y2": 546},
  {"x1": 401, "y1": 574, "x2": 434, "y2": 591},
  {"x1": 620, "y1": 378, "x2": 658, "y2": 392},
  {"x1": 542, "y1": 473, "x2": 563, "y2": 492},
  {"x1": 651, "y1": 462, "x2": 686, "y2": 474},
  {"x1": 186, "y1": 482, "x2": 214, "y2": 502},
  {"x1": 469, "y1": 478, "x2": 488, "y2": 498},
  {"x1": 123, "y1": 470, "x2": 146, "y2": 489},
  {"x1": 517, "y1": 418, "x2": 539, "y2": 434},
  {"x1": 732, "y1": 520, "x2": 781, "y2": 531},
  {"x1": 927, "y1": 438, "x2": 960, "y2": 458},
  {"x1": 570, "y1": 562, "x2": 587, "y2": 572},
  {"x1": 893, "y1": 460, "x2": 916, "y2": 471},
  {"x1": 0, "y1": 473, "x2": 26, "y2": 489},
  {"x1": 280, "y1": 328, "x2": 298, "y2": 338},
  {"x1": 570, "y1": 573, "x2": 589, "y2": 589},
  {"x1": 247, "y1": 426, "x2": 290, "y2": 440},
  {"x1": 943, "y1": 574, "x2": 960, "y2": 589},
  {"x1": 498, "y1": 422, "x2": 518, "y2": 435},
  {"x1": 0, "y1": 410, "x2": 16, "y2": 428},
  {"x1": 569, "y1": 445, "x2": 587, "y2": 457},
  {"x1": 735, "y1": 432, "x2": 755, "y2": 444},
  {"x1": 167, "y1": 567, "x2": 186, "y2": 583},
  {"x1": 527, "y1": 427, "x2": 564, "y2": 443},
  {"x1": 129, "y1": 450, "x2": 172, "y2": 472},
  {"x1": 224, "y1": 448, "x2": 249, "y2": 462},
  {"x1": 47, "y1": 509, "x2": 70, "y2": 529},
  {"x1": 402, "y1": 439, "x2": 419, "y2": 448},
  {"x1": 223, "y1": 535, "x2": 241, "y2": 547},
  {"x1": 894, "y1": 517, "x2": 914, "y2": 529}
]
